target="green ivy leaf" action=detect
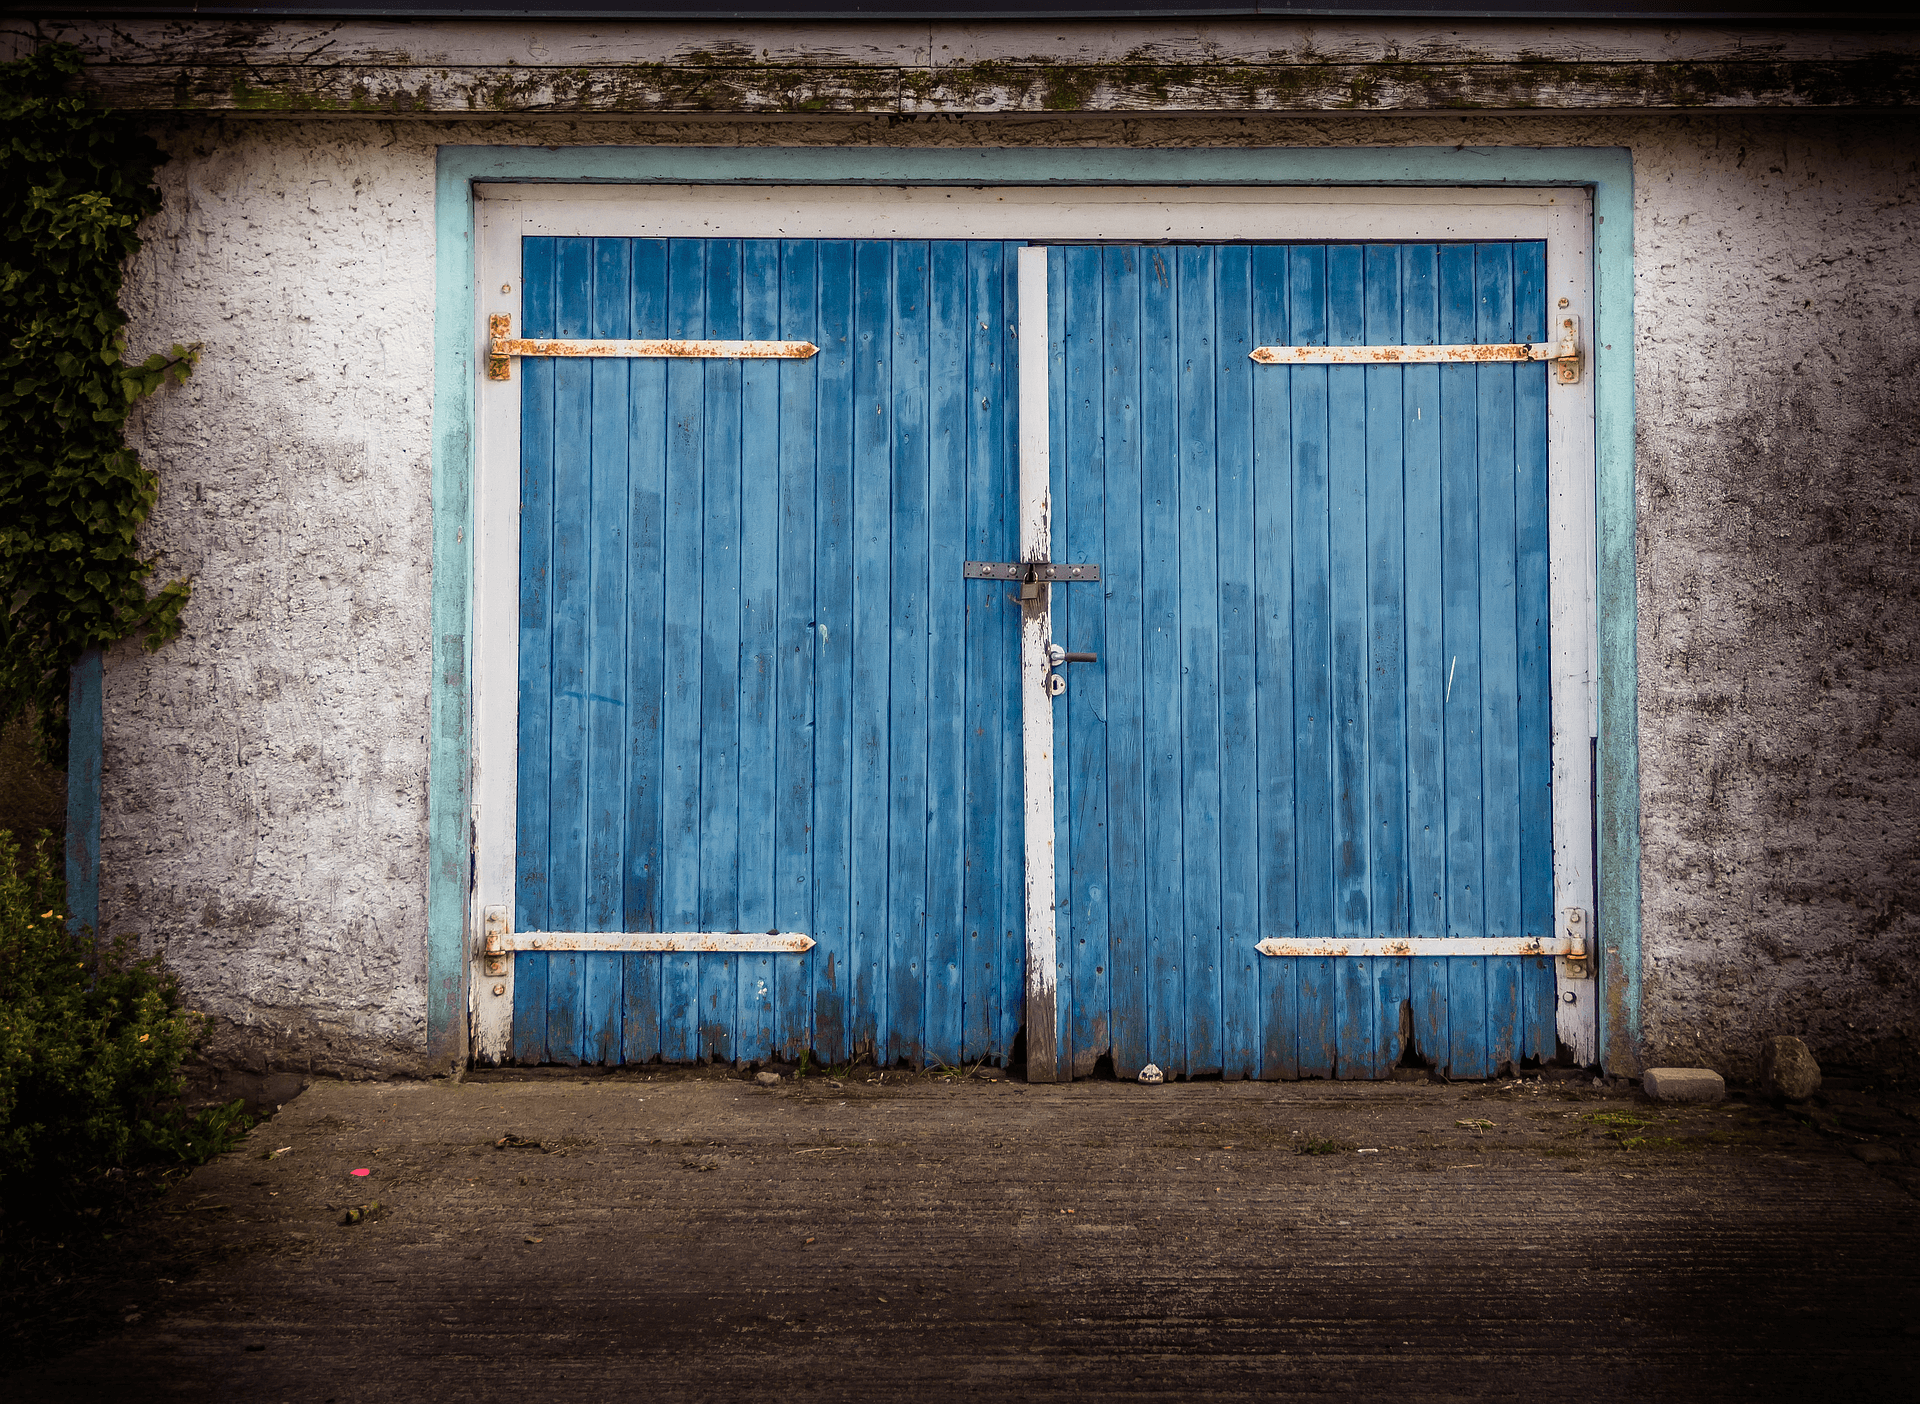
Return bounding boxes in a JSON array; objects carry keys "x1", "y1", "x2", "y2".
[{"x1": 0, "y1": 43, "x2": 193, "y2": 765}]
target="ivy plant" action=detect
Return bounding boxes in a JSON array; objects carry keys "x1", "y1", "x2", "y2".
[{"x1": 0, "y1": 42, "x2": 195, "y2": 768}]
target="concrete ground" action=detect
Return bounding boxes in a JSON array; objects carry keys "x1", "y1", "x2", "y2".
[{"x1": 11, "y1": 1067, "x2": 1918, "y2": 1401}]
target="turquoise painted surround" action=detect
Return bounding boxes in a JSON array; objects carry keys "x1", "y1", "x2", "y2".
[{"x1": 414, "y1": 144, "x2": 1640, "y2": 1074}]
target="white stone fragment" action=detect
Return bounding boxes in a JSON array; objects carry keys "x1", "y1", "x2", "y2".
[
  {"x1": 1137, "y1": 1063, "x2": 1164, "y2": 1085},
  {"x1": 1642, "y1": 1067, "x2": 1726, "y2": 1103}
]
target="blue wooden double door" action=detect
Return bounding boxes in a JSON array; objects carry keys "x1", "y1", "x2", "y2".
[{"x1": 512, "y1": 235, "x2": 1559, "y2": 1078}]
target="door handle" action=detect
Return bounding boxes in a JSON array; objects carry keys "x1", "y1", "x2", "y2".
[{"x1": 1045, "y1": 644, "x2": 1099, "y2": 695}]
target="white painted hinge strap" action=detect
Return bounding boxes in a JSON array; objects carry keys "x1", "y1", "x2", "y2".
[
  {"x1": 503, "y1": 931, "x2": 815, "y2": 954},
  {"x1": 486, "y1": 314, "x2": 818, "y2": 380},
  {"x1": 1256, "y1": 935, "x2": 1582, "y2": 958},
  {"x1": 1251, "y1": 315, "x2": 1582, "y2": 383},
  {"x1": 482, "y1": 910, "x2": 811, "y2": 966}
]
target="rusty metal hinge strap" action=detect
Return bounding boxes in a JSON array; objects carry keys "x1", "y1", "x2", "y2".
[
  {"x1": 486, "y1": 314, "x2": 818, "y2": 381},
  {"x1": 1255, "y1": 935, "x2": 1582, "y2": 958},
  {"x1": 1251, "y1": 315, "x2": 1583, "y2": 384}
]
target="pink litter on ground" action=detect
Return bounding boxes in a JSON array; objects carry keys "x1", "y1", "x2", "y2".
[{"x1": 350, "y1": 1168, "x2": 371, "y2": 1176}]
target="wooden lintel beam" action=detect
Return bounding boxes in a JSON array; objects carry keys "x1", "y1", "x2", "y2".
[{"x1": 50, "y1": 59, "x2": 1920, "y2": 116}]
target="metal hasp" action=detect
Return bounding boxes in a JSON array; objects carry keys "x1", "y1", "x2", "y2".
[
  {"x1": 1250, "y1": 313, "x2": 1583, "y2": 385},
  {"x1": 965, "y1": 560, "x2": 1101, "y2": 589},
  {"x1": 965, "y1": 560, "x2": 1103, "y2": 611},
  {"x1": 963, "y1": 561, "x2": 1104, "y2": 692},
  {"x1": 486, "y1": 313, "x2": 819, "y2": 381}
]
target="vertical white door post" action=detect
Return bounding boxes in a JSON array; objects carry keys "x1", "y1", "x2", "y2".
[{"x1": 1016, "y1": 246, "x2": 1059, "y2": 1084}]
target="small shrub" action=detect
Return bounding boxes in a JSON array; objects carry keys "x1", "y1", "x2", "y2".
[{"x1": 0, "y1": 831, "x2": 248, "y2": 1205}]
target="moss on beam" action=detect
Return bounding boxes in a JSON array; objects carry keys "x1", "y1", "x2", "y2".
[{"x1": 73, "y1": 57, "x2": 1920, "y2": 116}]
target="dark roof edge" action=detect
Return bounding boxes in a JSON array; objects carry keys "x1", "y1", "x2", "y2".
[{"x1": 3, "y1": 5, "x2": 1900, "y2": 21}]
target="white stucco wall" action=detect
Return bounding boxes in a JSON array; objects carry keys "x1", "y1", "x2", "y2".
[{"x1": 105, "y1": 109, "x2": 1919, "y2": 1078}]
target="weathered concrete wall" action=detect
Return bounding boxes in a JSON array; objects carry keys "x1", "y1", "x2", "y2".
[
  {"x1": 104, "y1": 108, "x2": 1919, "y2": 1078},
  {"x1": 1628, "y1": 116, "x2": 1920, "y2": 1079},
  {"x1": 109, "y1": 126, "x2": 441, "y2": 1074}
]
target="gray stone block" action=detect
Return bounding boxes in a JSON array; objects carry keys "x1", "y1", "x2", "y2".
[
  {"x1": 1761, "y1": 1036, "x2": 1822, "y2": 1101},
  {"x1": 1642, "y1": 1067, "x2": 1727, "y2": 1103}
]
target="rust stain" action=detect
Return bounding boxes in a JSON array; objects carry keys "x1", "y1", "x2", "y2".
[
  {"x1": 1256, "y1": 936, "x2": 1567, "y2": 957},
  {"x1": 1250, "y1": 341, "x2": 1558, "y2": 366},
  {"x1": 513, "y1": 932, "x2": 815, "y2": 953},
  {"x1": 502, "y1": 337, "x2": 820, "y2": 360},
  {"x1": 486, "y1": 314, "x2": 817, "y2": 381}
]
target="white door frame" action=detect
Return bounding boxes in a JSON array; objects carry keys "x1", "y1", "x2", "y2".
[{"x1": 468, "y1": 184, "x2": 1599, "y2": 1070}]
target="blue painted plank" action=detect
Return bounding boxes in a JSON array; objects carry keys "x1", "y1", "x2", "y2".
[
  {"x1": 887, "y1": 241, "x2": 931, "y2": 1069},
  {"x1": 659, "y1": 237, "x2": 709, "y2": 1064},
  {"x1": 738, "y1": 238, "x2": 783, "y2": 1064},
  {"x1": 1138, "y1": 244, "x2": 1186, "y2": 1074},
  {"x1": 57, "y1": 641, "x2": 100, "y2": 941},
  {"x1": 850, "y1": 239, "x2": 893, "y2": 1065},
  {"x1": 961, "y1": 241, "x2": 1007, "y2": 1065},
  {"x1": 997, "y1": 244, "x2": 1025, "y2": 1061},
  {"x1": 1363, "y1": 243, "x2": 1410, "y2": 1075},
  {"x1": 582, "y1": 237, "x2": 630, "y2": 1065},
  {"x1": 810, "y1": 240, "x2": 857, "y2": 1065},
  {"x1": 1476, "y1": 244, "x2": 1523, "y2": 1073},
  {"x1": 513, "y1": 237, "x2": 557, "y2": 1065},
  {"x1": 544, "y1": 235, "x2": 595, "y2": 1067},
  {"x1": 1399, "y1": 244, "x2": 1450, "y2": 1073},
  {"x1": 696, "y1": 239, "x2": 744, "y2": 1066},
  {"x1": 1100, "y1": 245, "x2": 1149, "y2": 1081},
  {"x1": 1438, "y1": 242, "x2": 1488, "y2": 1080},
  {"x1": 1326, "y1": 244, "x2": 1374, "y2": 1078},
  {"x1": 924, "y1": 239, "x2": 969, "y2": 1071},
  {"x1": 62, "y1": 649, "x2": 102, "y2": 939},
  {"x1": 1175, "y1": 244, "x2": 1224, "y2": 1077},
  {"x1": 1514, "y1": 240, "x2": 1557, "y2": 1062},
  {"x1": 1048, "y1": 249, "x2": 1072, "y2": 1074},
  {"x1": 1062, "y1": 245, "x2": 1112, "y2": 1077},
  {"x1": 1251, "y1": 243, "x2": 1299, "y2": 1081},
  {"x1": 1214, "y1": 246, "x2": 1259, "y2": 1081},
  {"x1": 1288, "y1": 246, "x2": 1337, "y2": 1080},
  {"x1": 774, "y1": 240, "x2": 820, "y2": 1062},
  {"x1": 621, "y1": 238, "x2": 669, "y2": 1065}
]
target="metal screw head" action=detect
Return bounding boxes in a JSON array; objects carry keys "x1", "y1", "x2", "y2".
[
  {"x1": 501, "y1": 283, "x2": 511, "y2": 294},
  {"x1": 492, "y1": 983, "x2": 506, "y2": 997},
  {"x1": 1558, "y1": 297, "x2": 1570, "y2": 307},
  {"x1": 1562, "y1": 991, "x2": 1578, "y2": 1004}
]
